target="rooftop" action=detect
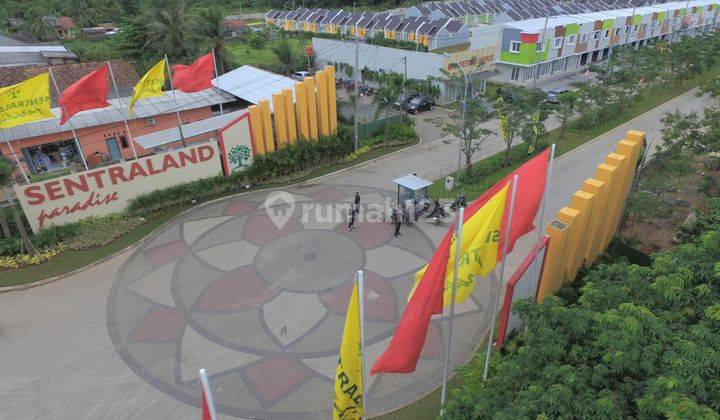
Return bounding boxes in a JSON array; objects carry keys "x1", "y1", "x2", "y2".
[
  {"x1": 134, "y1": 110, "x2": 248, "y2": 149},
  {"x1": 212, "y1": 65, "x2": 298, "y2": 111}
]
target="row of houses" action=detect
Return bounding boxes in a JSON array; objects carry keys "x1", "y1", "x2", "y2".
[
  {"x1": 266, "y1": 9, "x2": 470, "y2": 50},
  {"x1": 496, "y1": 0, "x2": 720, "y2": 83}
]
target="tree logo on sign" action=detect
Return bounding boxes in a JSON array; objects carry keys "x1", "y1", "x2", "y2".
[{"x1": 228, "y1": 144, "x2": 251, "y2": 172}]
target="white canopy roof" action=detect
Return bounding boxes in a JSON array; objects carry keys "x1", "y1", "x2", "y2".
[
  {"x1": 134, "y1": 110, "x2": 247, "y2": 149},
  {"x1": 212, "y1": 65, "x2": 297, "y2": 111},
  {"x1": 393, "y1": 174, "x2": 433, "y2": 191}
]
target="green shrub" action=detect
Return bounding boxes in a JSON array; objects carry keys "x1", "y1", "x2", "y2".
[
  {"x1": 63, "y1": 215, "x2": 146, "y2": 250},
  {"x1": 29, "y1": 168, "x2": 72, "y2": 183}
]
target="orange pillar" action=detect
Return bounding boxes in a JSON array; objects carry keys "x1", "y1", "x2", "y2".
[
  {"x1": 295, "y1": 82, "x2": 310, "y2": 140},
  {"x1": 556, "y1": 207, "x2": 580, "y2": 282},
  {"x1": 247, "y1": 105, "x2": 266, "y2": 155},
  {"x1": 283, "y1": 88, "x2": 298, "y2": 144},
  {"x1": 569, "y1": 190, "x2": 595, "y2": 275},
  {"x1": 305, "y1": 76, "x2": 319, "y2": 140},
  {"x1": 272, "y1": 92, "x2": 288, "y2": 146},
  {"x1": 326, "y1": 65, "x2": 338, "y2": 134},
  {"x1": 580, "y1": 178, "x2": 607, "y2": 265},
  {"x1": 258, "y1": 99, "x2": 275, "y2": 152},
  {"x1": 594, "y1": 163, "x2": 619, "y2": 254},
  {"x1": 315, "y1": 69, "x2": 330, "y2": 137},
  {"x1": 537, "y1": 219, "x2": 570, "y2": 303}
]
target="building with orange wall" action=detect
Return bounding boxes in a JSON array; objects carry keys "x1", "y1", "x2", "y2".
[{"x1": 0, "y1": 90, "x2": 234, "y2": 178}]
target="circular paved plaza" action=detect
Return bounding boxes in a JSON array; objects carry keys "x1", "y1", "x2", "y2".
[{"x1": 107, "y1": 184, "x2": 494, "y2": 419}]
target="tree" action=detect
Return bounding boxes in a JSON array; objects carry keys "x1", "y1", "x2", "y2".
[
  {"x1": 139, "y1": 0, "x2": 191, "y2": 62},
  {"x1": 271, "y1": 38, "x2": 299, "y2": 75},
  {"x1": 553, "y1": 90, "x2": 578, "y2": 139},
  {"x1": 495, "y1": 87, "x2": 545, "y2": 161},
  {"x1": 190, "y1": 6, "x2": 236, "y2": 74},
  {"x1": 0, "y1": 157, "x2": 34, "y2": 255},
  {"x1": 429, "y1": 98, "x2": 495, "y2": 176}
]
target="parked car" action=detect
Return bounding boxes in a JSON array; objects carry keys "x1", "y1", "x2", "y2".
[
  {"x1": 291, "y1": 71, "x2": 311, "y2": 81},
  {"x1": 405, "y1": 95, "x2": 435, "y2": 114},
  {"x1": 394, "y1": 93, "x2": 419, "y2": 110},
  {"x1": 545, "y1": 89, "x2": 569, "y2": 105}
]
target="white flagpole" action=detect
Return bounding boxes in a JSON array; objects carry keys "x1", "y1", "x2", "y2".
[
  {"x1": 440, "y1": 205, "x2": 464, "y2": 416},
  {"x1": 211, "y1": 48, "x2": 224, "y2": 115},
  {"x1": 529, "y1": 144, "x2": 555, "y2": 300},
  {"x1": 164, "y1": 55, "x2": 187, "y2": 147},
  {"x1": 1, "y1": 132, "x2": 29, "y2": 183},
  {"x1": 483, "y1": 174, "x2": 519, "y2": 381},
  {"x1": 48, "y1": 68, "x2": 88, "y2": 170},
  {"x1": 198, "y1": 369, "x2": 218, "y2": 420},
  {"x1": 107, "y1": 61, "x2": 139, "y2": 160},
  {"x1": 357, "y1": 270, "x2": 367, "y2": 418}
]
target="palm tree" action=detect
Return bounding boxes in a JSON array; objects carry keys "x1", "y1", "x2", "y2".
[
  {"x1": 24, "y1": 7, "x2": 54, "y2": 41},
  {"x1": 140, "y1": 0, "x2": 191, "y2": 61},
  {"x1": 190, "y1": 6, "x2": 236, "y2": 74},
  {"x1": 271, "y1": 38, "x2": 298, "y2": 75},
  {"x1": 0, "y1": 158, "x2": 34, "y2": 255},
  {"x1": 64, "y1": 0, "x2": 89, "y2": 29},
  {"x1": 373, "y1": 83, "x2": 401, "y2": 150}
]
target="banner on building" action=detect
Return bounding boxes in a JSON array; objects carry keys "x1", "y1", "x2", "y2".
[
  {"x1": 15, "y1": 143, "x2": 222, "y2": 233},
  {"x1": 495, "y1": 235, "x2": 550, "y2": 349},
  {"x1": 217, "y1": 112, "x2": 256, "y2": 176},
  {"x1": 0, "y1": 73, "x2": 54, "y2": 129}
]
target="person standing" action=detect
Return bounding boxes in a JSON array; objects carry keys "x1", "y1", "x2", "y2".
[
  {"x1": 394, "y1": 206, "x2": 402, "y2": 237},
  {"x1": 348, "y1": 206, "x2": 356, "y2": 231},
  {"x1": 354, "y1": 192, "x2": 360, "y2": 207}
]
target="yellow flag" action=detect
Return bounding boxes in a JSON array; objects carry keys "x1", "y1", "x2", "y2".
[
  {"x1": 443, "y1": 184, "x2": 507, "y2": 305},
  {"x1": 333, "y1": 279, "x2": 363, "y2": 420},
  {"x1": 128, "y1": 59, "x2": 166, "y2": 115},
  {"x1": 0, "y1": 73, "x2": 53, "y2": 128},
  {"x1": 407, "y1": 184, "x2": 508, "y2": 305}
]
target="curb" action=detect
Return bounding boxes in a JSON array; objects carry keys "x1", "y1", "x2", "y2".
[{"x1": 0, "y1": 134, "x2": 425, "y2": 293}]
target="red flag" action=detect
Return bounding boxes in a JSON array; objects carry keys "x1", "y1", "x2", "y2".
[
  {"x1": 58, "y1": 66, "x2": 110, "y2": 125},
  {"x1": 202, "y1": 388, "x2": 212, "y2": 420},
  {"x1": 172, "y1": 53, "x2": 215, "y2": 93},
  {"x1": 370, "y1": 149, "x2": 549, "y2": 374}
]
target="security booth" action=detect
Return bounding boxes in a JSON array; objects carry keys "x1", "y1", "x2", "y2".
[{"x1": 393, "y1": 174, "x2": 432, "y2": 205}]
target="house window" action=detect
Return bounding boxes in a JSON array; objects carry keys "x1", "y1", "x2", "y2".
[
  {"x1": 625, "y1": 26, "x2": 630, "y2": 33},
  {"x1": 581, "y1": 33, "x2": 589, "y2": 42},
  {"x1": 604, "y1": 29, "x2": 610, "y2": 38},
  {"x1": 651, "y1": 21, "x2": 657, "y2": 29},
  {"x1": 567, "y1": 34, "x2": 576, "y2": 45},
  {"x1": 553, "y1": 37, "x2": 563, "y2": 49},
  {"x1": 593, "y1": 30, "x2": 600, "y2": 40},
  {"x1": 642, "y1": 23, "x2": 648, "y2": 32},
  {"x1": 511, "y1": 66, "x2": 520, "y2": 81},
  {"x1": 633, "y1": 24, "x2": 638, "y2": 32},
  {"x1": 510, "y1": 41, "x2": 521, "y2": 53},
  {"x1": 120, "y1": 135, "x2": 129, "y2": 149},
  {"x1": 536, "y1": 41, "x2": 545, "y2": 52}
]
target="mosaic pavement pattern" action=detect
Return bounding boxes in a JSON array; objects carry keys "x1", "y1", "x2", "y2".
[{"x1": 107, "y1": 184, "x2": 495, "y2": 419}]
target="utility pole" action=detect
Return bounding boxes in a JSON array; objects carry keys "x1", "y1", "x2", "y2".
[
  {"x1": 532, "y1": 15, "x2": 550, "y2": 88},
  {"x1": 354, "y1": 37, "x2": 360, "y2": 152},
  {"x1": 442, "y1": 53, "x2": 468, "y2": 185}
]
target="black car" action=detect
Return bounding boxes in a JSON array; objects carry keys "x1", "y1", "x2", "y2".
[
  {"x1": 394, "y1": 93, "x2": 419, "y2": 110},
  {"x1": 405, "y1": 95, "x2": 435, "y2": 114},
  {"x1": 545, "y1": 89, "x2": 569, "y2": 105}
]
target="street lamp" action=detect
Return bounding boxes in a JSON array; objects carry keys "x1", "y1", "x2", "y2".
[{"x1": 441, "y1": 52, "x2": 468, "y2": 186}]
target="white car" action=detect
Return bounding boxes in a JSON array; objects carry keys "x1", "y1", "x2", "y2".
[{"x1": 291, "y1": 71, "x2": 311, "y2": 81}]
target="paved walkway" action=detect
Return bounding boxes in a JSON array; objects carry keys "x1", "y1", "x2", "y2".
[{"x1": 0, "y1": 88, "x2": 707, "y2": 419}]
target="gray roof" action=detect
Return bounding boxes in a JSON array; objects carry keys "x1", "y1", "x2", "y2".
[
  {"x1": 393, "y1": 174, "x2": 433, "y2": 191},
  {"x1": 1, "y1": 89, "x2": 234, "y2": 142},
  {"x1": 212, "y1": 65, "x2": 297, "y2": 112},
  {"x1": 134, "y1": 110, "x2": 247, "y2": 149},
  {"x1": 0, "y1": 34, "x2": 27, "y2": 46}
]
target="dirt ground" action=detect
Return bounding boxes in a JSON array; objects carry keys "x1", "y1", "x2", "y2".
[{"x1": 621, "y1": 152, "x2": 720, "y2": 254}]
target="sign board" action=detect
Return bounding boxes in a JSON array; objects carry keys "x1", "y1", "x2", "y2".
[
  {"x1": 495, "y1": 236, "x2": 550, "y2": 349},
  {"x1": 217, "y1": 113, "x2": 256, "y2": 176},
  {"x1": 15, "y1": 143, "x2": 222, "y2": 233},
  {"x1": 445, "y1": 46, "x2": 496, "y2": 73}
]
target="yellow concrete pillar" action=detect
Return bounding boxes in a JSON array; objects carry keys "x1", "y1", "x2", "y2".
[
  {"x1": 305, "y1": 76, "x2": 319, "y2": 141},
  {"x1": 272, "y1": 92, "x2": 288, "y2": 146},
  {"x1": 580, "y1": 178, "x2": 607, "y2": 265},
  {"x1": 568, "y1": 190, "x2": 595, "y2": 276},
  {"x1": 315, "y1": 70, "x2": 330, "y2": 137},
  {"x1": 594, "y1": 163, "x2": 619, "y2": 254},
  {"x1": 248, "y1": 105, "x2": 266, "y2": 155},
  {"x1": 326, "y1": 65, "x2": 338, "y2": 134},
  {"x1": 604, "y1": 153, "x2": 630, "y2": 246},
  {"x1": 556, "y1": 207, "x2": 580, "y2": 282},
  {"x1": 295, "y1": 82, "x2": 310, "y2": 140},
  {"x1": 537, "y1": 219, "x2": 570, "y2": 303},
  {"x1": 259, "y1": 100, "x2": 275, "y2": 152},
  {"x1": 283, "y1": 89, "x2": 297, "y2": 144}
]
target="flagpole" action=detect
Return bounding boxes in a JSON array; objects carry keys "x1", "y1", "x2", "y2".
[
  {"x1": 48, "y1": 68, "x2": 88, "y2": 170},
  {"x1": 1, "y1": 132, "x2": 29, "y2": 183},
  {"x1": 483, "y1": 174, "x2": 519, "y2": 381},
  {"x1": 439, "y1": 205, "x2": 464, "y2": 416},
  {"x1": 529, "y1": 144, "x2": 555, "y2": 300},
  {"x1": 211, "y1": 48, "x2": 224, "y2": 115},
  {"x1": 164, "y1": 55, "x2": 187, "y2": 147},
  {"x1": 198, "y1": 369, "x2": 218, "y2": 420},
  {"x1": 357, "y1": 270, "x2": 367, "y2": 418},
  {"x1": 107, "y1": 61, "x2": 139, "y2": 160}
]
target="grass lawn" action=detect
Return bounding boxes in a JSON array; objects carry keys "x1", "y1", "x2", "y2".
[
  {"x1": 0, "y1": 207, "x2": 187, "y2": 288},
  {"x1": 227, "y1": 37, "x2": 310, "y2": 72}
]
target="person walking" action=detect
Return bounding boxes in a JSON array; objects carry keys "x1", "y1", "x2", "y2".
[
  {"x1": 348, "y1": 206, "x2": 356, "y2": 231},
  {"x1": 393, "y1": 206, "x2": 402, "y2": 237},
  {"x1": 354, "y1": 192, "x2": 360, "y2": 207}
]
